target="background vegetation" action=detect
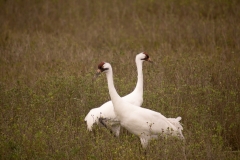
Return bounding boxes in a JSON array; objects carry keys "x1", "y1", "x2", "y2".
[{"x1": 0, "y1": 0, "x2": 240, "y2": 159}]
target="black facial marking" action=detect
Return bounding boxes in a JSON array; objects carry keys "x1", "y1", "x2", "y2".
[
  {"x1": 141, "y1": 52, "x2": 150, "y2": 61},
  {"x1": 98, "y1": 62, "x2": 109, "y2": 72}
]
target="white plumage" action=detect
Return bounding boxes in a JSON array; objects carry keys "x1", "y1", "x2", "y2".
[
  {"x1": 84, "y1": 52, "x2": 152, "y2": 136},
  {"x1": 96, "y1": 62, "x2": 184, "y2": 148}
]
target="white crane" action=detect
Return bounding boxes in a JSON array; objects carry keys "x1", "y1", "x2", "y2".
[
  {"x1": 84, "y1": 52, "x2": 152, "y2": 136},
  {"x1": 96, "y1": 62, "x2": 184, "y2": 148}
]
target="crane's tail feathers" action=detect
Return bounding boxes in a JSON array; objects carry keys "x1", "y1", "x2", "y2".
[
  {"x1": 84, "y1": 114, "x2": 95, "y2": 131},
  {"x1": 167, "y1": 116, "x2": 184, "y2": 139},
  {"x1": 84, "y1": 110, "x2": 104, "y2": 131},
  {"x1": 176, "y1": 116, "x2": 182, "y2": 121},
  {"x1": 167, "y1": 117, "x2": 183, "y2": 131}
]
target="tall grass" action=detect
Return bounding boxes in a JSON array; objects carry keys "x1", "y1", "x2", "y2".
[{"x1": 1, "y1": 0, "x2": 240, "y2": 159}]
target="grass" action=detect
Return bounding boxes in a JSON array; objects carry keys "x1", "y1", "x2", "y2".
[{"x1": 0, "y1": 0, "x2": 240, "y2": 159}]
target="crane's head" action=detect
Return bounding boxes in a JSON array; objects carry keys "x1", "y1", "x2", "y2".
[
  {"x1": 95, "y1": 62, "x2": 110, "y2": 77},
  {"x1": 137, "y1": 52, "x2": 153, "y2": 63}
]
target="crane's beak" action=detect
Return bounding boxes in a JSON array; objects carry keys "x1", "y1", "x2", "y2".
[
  {"x1": 147, "y1": 58, "x2": 153, "y2": 63},
  {"x1": 94, "y1": 69, "x2": 102, "y2": 79}
]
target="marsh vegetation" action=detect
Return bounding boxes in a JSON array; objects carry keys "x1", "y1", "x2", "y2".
[{"x1": 0, "y1": 0, "x2": 240, "y2": 159}]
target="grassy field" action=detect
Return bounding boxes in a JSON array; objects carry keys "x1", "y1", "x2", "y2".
[{"x1": 1, "y1": 0, "x2": 240, "y2": 159}]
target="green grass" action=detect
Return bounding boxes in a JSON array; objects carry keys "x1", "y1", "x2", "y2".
[{"x1": 1, "y1": 0, "x2": 240, "y2": 159}]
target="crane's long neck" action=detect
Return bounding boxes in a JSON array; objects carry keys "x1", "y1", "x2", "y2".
[
  {"x1": 133, "y1": 59, "x2": 143, "y2": 97},
  {"x1": 105, "y1": 69, "x2": 122, "y2": 105}
]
